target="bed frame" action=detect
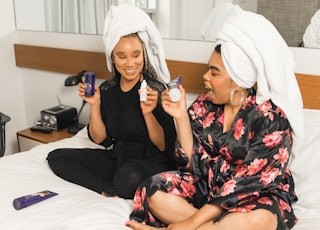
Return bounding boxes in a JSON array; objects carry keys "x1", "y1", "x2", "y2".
[{"x1": 14, "y1": 44, "x2": 320, "y2": 110}]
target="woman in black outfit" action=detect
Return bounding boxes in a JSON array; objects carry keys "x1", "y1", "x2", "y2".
[{"x1": 47, "y1": 6, "x2": 176, "y2": 199}]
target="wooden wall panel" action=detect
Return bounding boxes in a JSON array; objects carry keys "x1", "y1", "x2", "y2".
[
  {"x1": 296, "y1": 73, "x2": 320, "y2": 110},
  {"x1": 14, "y1": 44, "x2": 320, "y2": 109},
  {"x1": 14, "y1": 44, "x2": 112, "y2": 79}
]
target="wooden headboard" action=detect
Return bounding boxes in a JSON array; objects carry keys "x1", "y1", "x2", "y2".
[{"x1": 14, "y1": 44, "x2": 320, "y2": 110}]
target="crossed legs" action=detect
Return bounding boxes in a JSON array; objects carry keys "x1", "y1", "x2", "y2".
[{"x1": 126, "y1": 190, "x2": 277, "y2": 230}]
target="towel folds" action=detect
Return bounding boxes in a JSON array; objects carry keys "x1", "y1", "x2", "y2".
[
  {"x1": 103, "y1": 4, "x2": 170, "y2": 83},
  {"x1": 303, "y1": 9, "x2": 320, "y2": 48},
  {"x1": 215, "y1": 11, "x2": 304, "y2": 143}
]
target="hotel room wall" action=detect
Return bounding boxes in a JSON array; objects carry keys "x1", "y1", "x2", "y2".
[
  {"x1": 1, "y1": 0, "x2": 320, "y2": 155},
  {"x1": 16, "y1": 32, "x2": 320, "y2": 140},
  {"x1": 0, "y1": 0, "x2": 26, "y2": 155}
]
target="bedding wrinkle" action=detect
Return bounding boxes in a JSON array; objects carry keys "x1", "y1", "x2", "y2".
[{"x1": 0, "y1": 132, "x2": 133, "y2": 229}]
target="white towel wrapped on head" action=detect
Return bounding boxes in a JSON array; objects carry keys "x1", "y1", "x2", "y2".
[
  {"x1": 215, "y1": 11, "x2": 304, "y2": 145},
  {"x1": 303, "y1": 9, "x2": 320, "y2": 48},
  {"x1": 103, "y1": 4, "x2": 170, "y2": 83}
]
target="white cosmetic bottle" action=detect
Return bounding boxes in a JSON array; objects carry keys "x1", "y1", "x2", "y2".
[{"x1": 140, "y1": 80, "x2": 147, "y2": 101}]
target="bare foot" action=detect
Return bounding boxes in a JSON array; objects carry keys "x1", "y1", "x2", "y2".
[
  {"x1": 101, "y1": 191, "x2": 120, "y2": 198},
  {"x1": 125, "y1": 220, "x2": 165, "y2": 230}
]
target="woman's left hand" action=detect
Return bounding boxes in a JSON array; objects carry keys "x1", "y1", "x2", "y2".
[{"x1": 140, "y1": 86, "x2": 158, "y2": 115}]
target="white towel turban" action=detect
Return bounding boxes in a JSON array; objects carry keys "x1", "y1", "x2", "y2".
[
  {"x1": 200, "y1": 2, "x2": 242, "y2": 42},
  {"x1": 103, "y1": 4, "x2": 170, "y2": 83},
  {"x1": 303, "y1": 9, "x2": 320, "y2": 48},
  {"x1": 215, "y1": 11, "x2": 304, "y2": 144}
]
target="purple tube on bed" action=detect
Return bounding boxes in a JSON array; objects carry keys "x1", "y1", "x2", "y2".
[{"x1": 13, "y1": 190, "x2": 58, "y2": 210}]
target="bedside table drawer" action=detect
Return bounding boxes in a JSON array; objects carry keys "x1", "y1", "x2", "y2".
[
  {"x1": 16, "y1": 128, "x2": 74, "y2": 152},
  {"x1": 17, "y1": 135, "x2": 42, "y2": 152}
]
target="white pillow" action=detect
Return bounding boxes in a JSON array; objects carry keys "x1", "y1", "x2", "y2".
[
  {"x1": 186, "y1": 93, "x2": 198, "y2": 107},
  {"x1": 289, "y1": 109, "x2": 320, "y2": 214}
]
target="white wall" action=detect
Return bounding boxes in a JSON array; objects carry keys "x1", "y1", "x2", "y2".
[
  {"x1": 291, "y1": 47, "x2": 320, "y2": 75},
  {"x1": 1, "y1": 1, "x2": 320, "y2": 156},
  {"x1": 14, "y1": 0, "x2": 46, "y2": 31},
  {"x1": 0, "y1": 0, "x2": 26, "y2": 155}
]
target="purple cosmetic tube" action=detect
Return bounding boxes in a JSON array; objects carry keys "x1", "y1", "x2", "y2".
[
  {"x1": 84, "y1": 72, "x2": 95, "y2": 96},
  {"x1": 166, "y1": 76, "x2": 182, "y2": 102},
  {"x1": 13, "y1": 190, "x2": 58, "y2": 210}
]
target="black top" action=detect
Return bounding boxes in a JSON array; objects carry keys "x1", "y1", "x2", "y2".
[{"x1": 88, "y1": 76, "x2": 177, "y2": 168}]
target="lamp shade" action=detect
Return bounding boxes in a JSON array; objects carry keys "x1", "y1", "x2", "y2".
[{"x1": 65, "y1": 70, "x2": 86, "y2": 86}]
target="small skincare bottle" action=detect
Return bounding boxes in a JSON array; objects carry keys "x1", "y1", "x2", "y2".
[
  {"x1": 140, "y1": 80, "x2": 147, "y2": 101},
  {"x1": 84, "y1": 72, "x2": 95, "y2": 96}
]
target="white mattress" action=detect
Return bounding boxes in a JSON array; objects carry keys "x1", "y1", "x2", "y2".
[
  {"x1": 1, "y1": 108, "x2": 320, "y2": 229},
  {"x1": 0, "y1": 129, "x2": 133, "y2": 230}
]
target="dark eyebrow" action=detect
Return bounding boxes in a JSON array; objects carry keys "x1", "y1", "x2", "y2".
[
  {"x1": 115, "y1": 51, "x2": 125, "y2": 56},
  {"x1": 115, "y1": 50, "x2": 141, "y2": 55},
  {"x1": 209, "y1": 65, "x2": 220, "y2": 72},
  {"x1": 133, "y1": 50, "x2": 142, "y2": 54}
]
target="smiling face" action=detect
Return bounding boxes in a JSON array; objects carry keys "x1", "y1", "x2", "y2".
[
  {"x1": 203, "y1": 51, "x2": 235, "y2": 105},
  {"x1": 112, "y1": 35, "x2": 144, "y2": 88}
]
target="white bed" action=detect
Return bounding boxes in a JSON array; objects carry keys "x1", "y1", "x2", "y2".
[
  {"x1": 0, "y1": 129, "x2": 133, "y2": 230},
  {"x1": 1, "y1": 73, "x2": 320, "y2": 230}
]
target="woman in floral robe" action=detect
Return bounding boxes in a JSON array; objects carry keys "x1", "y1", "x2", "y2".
[
  {"x1": 127, "y1": 85, "x2": 297, "y2": 229},
  {"x1": 126, "y1": 9, "x2": 303, "y2": 230}
]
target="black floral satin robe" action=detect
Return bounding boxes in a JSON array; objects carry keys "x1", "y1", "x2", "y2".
[{"x1": 129, "y1": 88, "x2": 298, "y2": 230}]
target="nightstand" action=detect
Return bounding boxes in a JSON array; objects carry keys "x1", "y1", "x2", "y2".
[{"x1": 16, "y1": 127, "x2": 75, "y2": 152}]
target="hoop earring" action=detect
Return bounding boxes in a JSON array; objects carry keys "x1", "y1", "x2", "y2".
[{"x1": 230, "y1": 88, "x2": 244, "y2": 106}]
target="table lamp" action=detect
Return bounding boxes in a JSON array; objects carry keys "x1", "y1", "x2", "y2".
[{"x1": 65, "y1": 71, "x2": 87, "y2": 134}]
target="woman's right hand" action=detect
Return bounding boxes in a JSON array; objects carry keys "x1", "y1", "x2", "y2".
[
  {"x1": 78, "y1": 81, "x2": 100, "y2": 106},
  {"x1": 161, "y1": 84, "x2": 188, "y2": 120}
]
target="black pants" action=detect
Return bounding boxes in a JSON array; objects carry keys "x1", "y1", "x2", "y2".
[{"x1": 47, "y1": 148, "x2": 171, "y2": 199}]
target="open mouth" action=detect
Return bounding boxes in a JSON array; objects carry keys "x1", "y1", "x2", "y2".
[{"x1": 203, "y1": 82, "x2": 214, "y2": 97}]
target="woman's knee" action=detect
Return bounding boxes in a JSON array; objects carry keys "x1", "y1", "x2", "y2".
[
  {"x1": 47, "y1": 149, "x2": 74, "y2": 173},
  {"x1": 113, "y1": 164, "x2": 146, "y2": 198},
  {"x1": 220, "y1": 209, "x2": 277, "y2": 230},
  {"x1": 246, "y1": 209, "x2": 277, "y2": 230},
  {"x1": 148, "y1": 190, "x2": 167, "y2": 208},
  {"x1": 47, "y1": 149, "x2": 61, "y2": 166},
  {"x1": 47, "y1": 148, "x2": 65, "y2": 161}
]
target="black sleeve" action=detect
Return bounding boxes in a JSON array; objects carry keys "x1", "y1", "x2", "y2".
[
  {"x1": 153, "y1": 102, "x2": 177, "y2": 158},
  {"x1": 87, "y1": 79, "x2": 115, "y2": 148}
]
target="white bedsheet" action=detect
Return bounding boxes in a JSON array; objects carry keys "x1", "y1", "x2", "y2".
[
  {"x1": 0, "y1": 129, "x2": 133, "y2": 230},
  {"x1": 1, "y1": 108, "x2": 320, "y2": 229},
  {"x1": 290, "y1": 109, "x2": 320, "y2": 229}
]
